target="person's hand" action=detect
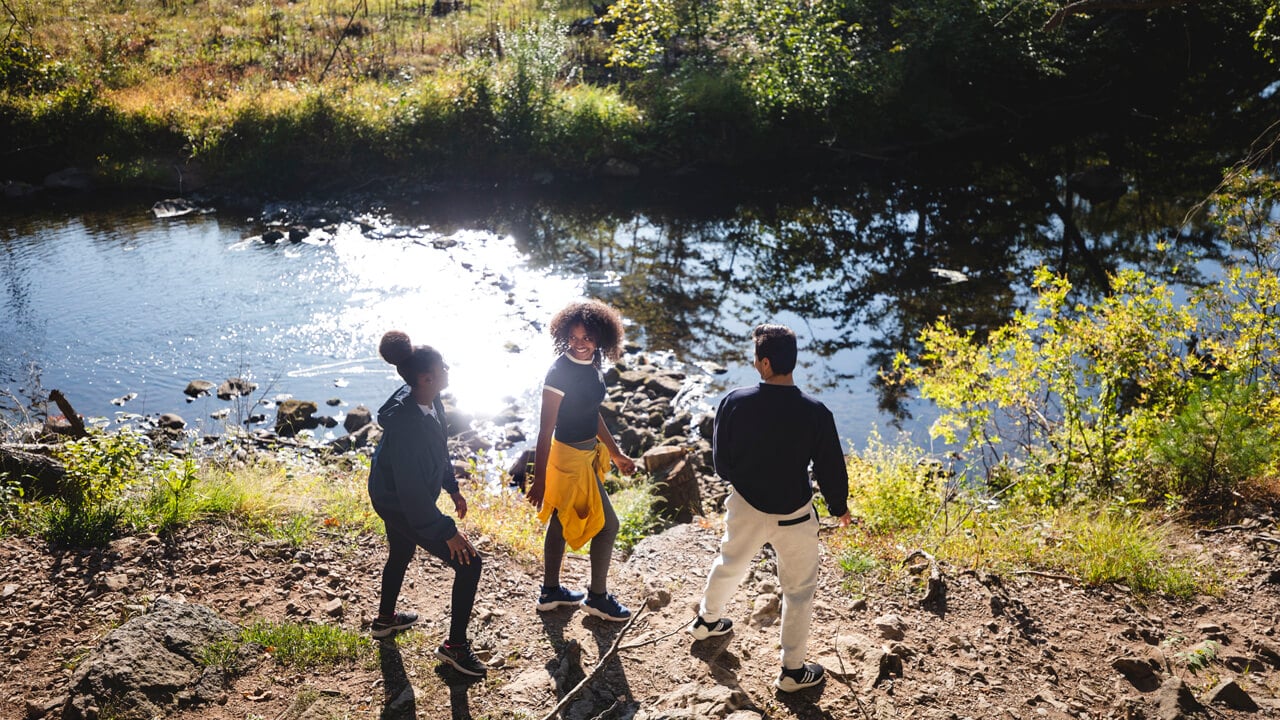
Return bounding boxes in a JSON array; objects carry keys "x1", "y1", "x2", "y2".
[
  {"x1": 446, "y1": 531, "x2": 478, "y2": 564},
  {"x1": 612, "y1": 453, "x2": 636, "y2": 475},
  {"x1": 838, "y1": 512, "x2": 852, "y2": 528},
  {"x1": 450, "y1": 492, "x2": 468, "y2": 520},
  {"x1": 526, "y1": 477, "x2": 545, "y2": 510}
]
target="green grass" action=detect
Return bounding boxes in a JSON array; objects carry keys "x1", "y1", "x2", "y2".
[
  {"x1": 240, "y1": 619, "x2": 370, "y2": 669},
  {"x1": 203, "y1": 619, "x2": 371, "y2": 678},
  {"x1": 833, "y1": 436, "x2": 1221, "y2": 598}
]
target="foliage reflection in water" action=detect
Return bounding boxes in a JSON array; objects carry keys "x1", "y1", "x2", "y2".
[{"x1": 0, "y1": 160, "x2": 1230, "y2": 451}]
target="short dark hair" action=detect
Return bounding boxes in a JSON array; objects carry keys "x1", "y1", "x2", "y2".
[
  {"x1": 549, "y1": 300, "x2": 626, "y2": 365},
  {"x1": 753, "y1": 324, "x2": 797, "y2": 375},
  {"x1": 379, "y1": 330, "x2": 443, "y2": 385}
]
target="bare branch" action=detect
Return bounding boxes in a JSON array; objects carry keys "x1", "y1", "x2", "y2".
[{"x1": 1044, "y1": 0, "x2": 1198, "y2": 31}]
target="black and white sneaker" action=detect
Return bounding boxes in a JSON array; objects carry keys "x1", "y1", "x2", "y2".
[
  {"x1": 370, "y1": 610, "x2": 419, "y2": 639},
  {"x1": 536, "y1": 585, "x2": 586, "y2": 611},
  {"x1": 688, "y1": 615, "x2": 733, "y2": 640},
  {"x1": 581, "y1": 591, "x2": 631, "y2": 622},
  {"x1": 435, "y1": 640, "x2": 488, "y2": 677},
  {"x1": 775, "y1": 662, "x2": 825, "y2": 692}
]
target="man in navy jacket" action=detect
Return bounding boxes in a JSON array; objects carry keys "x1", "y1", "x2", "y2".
[{"x1": 689, "y1": 324, "x2": 851, "y2": 693}]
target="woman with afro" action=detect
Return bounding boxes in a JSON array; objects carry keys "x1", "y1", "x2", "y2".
[{"x1": 526, "y1": 300, "x2": 637, "y2": 621}]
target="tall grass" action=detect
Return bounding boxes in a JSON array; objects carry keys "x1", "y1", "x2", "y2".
[
  {"x1": 3, "y1": 0, "x2": 650, "y2": 186},
  {"x1": 833, "y1": 432, "x2": 1220, "y2": 598}
]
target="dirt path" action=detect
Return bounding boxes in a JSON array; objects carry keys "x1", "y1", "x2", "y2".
[{"x1": 3, "y1": 515, "x2": 1279, "y2": 720}]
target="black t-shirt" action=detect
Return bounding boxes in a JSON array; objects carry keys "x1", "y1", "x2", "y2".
[{"x1": 544, "y1": 353, "x2": 605, "y2": 443}]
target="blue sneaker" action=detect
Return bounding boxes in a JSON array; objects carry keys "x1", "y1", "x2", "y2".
[
  {"x1": 582, "y1": 592, "x2": 631, "y2": 622},
  {"x1": 536, "y1": 585, "x2": 586, "y2": 611}
]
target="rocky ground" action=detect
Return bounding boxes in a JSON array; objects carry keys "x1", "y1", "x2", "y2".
[{"x1": 2, "y1": 496, "x2": 1279, "y2": 720}]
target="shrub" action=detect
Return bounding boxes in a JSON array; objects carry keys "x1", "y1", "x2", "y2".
[
  {"x1": 44, "y1": 430, "x2": 147, "y2": 546},
  {"x1": 847, "y1": 430, "x2": 945, "y2": 532},
  {"x1": 1143, "y1": 373, "x2": 1277, "y2": 503}
]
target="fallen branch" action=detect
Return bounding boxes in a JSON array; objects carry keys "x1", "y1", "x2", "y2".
[
  {"x1": 1044, "y1": 0, "x2": 1197, "y2": 30},
  {"x1": 538, "y1": 605, "x2": 647, "y2": 720},
  {"x1": 1195, "y1": 525, "x2": 1248, "y2": 536},
  {"x1": 617, "y1": 622, "x2": 686, "y2": 652},
  {"x1": 48, "y1": 390, "x2": 87, "y2": 438},
  {"x1": 1012, "y1": 570, "x2": 1079, "y2": 583},
  {"x1": 903, "y1": 549, "x2": 943, "y2": 607}
]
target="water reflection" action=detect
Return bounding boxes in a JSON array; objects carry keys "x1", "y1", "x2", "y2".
[{"x1": 0, "y1": 157, "x2": 1232, "y2": 447}]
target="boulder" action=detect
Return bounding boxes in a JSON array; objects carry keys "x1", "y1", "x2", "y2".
[
  {"x1": 183, "y1": 380, "x2": 214, "y2": 398},
  {"x1": 274, "y1": 399, "x2": 319, "y2": 436},
  {"x1": 216, "y1": 378, "x2": 257, "y2": 400},
  {"x1": 62, "y1": 598, "x2": 237, "y2": 719},
  {"x1": 343, "y1": 405, "x2": 373, "y2": 433},
  {"x1": 156, "y1": 413, "x2": 186, "y2": 431},
  {"x1": 641, "y1": 448, "x2": 701, "y2": 523},
  {"x1": 1113, "y1": 648, "x2": 1167, "y2": 692},
  {"x1": 43, "y1": 167, "x2": 93, "y2": 191}
]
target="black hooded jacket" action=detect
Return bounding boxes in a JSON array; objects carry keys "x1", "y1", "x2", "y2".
[{"x1": 367, "y1": 385, "x2": 459, "y2": 544}]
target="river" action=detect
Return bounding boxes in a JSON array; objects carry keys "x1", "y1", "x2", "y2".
[{"x1": 0, "y1": 169, "x2": 1228, "y2": 459}]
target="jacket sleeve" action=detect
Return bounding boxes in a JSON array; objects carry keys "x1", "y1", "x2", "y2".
[
  {"x1": 436, "y1": 398, "x2": 460, "y2": 496},
  {"x1": 812, "y1": 406, "x2": 850, "y2": 517},
  {"x1": 380, "y1": 422, "x2": 458, "y2": 544},
  {"x1": 711, "y1": 394, "x2": 734, "y2": 482}
]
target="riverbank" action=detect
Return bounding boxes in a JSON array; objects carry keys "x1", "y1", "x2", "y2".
[
  {"x1": 2, "y1": 447, "x2": 1278, "y2": 720},
  {"x1": 3, "y1": 0, "x2": 1276, "y2": 197}
]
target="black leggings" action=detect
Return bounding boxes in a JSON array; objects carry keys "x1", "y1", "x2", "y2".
[
  {"x1": 543, "y1": 478, "x2": 619, "y2": 594},
  {"x1": 377, "y1": 507, "x2": 482, "y2": 644}
]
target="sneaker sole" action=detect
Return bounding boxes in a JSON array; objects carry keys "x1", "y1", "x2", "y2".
[
  {"x1": 434, "y1": 649, "x2": 487, "y2": 677},
  {"x1": 581, "y1": 604, "x2": 631, "y2": 622},
  {"x1": 688, "y1": 625, "x2": 732, "y2": 641},
  {"x1": 775, "y1": 676, "x2": 824, "y2": 692},
  {"x1": 370, "y1": 622, "x2": 417, "y2": 639},
  {"x1": 535, "y1": 599, "x2": 583, "y2": 612}
]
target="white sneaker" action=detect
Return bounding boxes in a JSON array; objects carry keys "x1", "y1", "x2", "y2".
[
  {"x1": 775, "y1": 662, "x2": 825, "y2": 692},
  {"x1": 688, "y1": 615, "x2": 733, "y2": 640}
]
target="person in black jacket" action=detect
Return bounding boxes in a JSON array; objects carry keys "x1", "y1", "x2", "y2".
[
  {"x1": 688, "y1": 324, "x2": 851, "y2": 693},
  {"x1": 367, "y1": 330, "x2": 485, "y2": 677}
]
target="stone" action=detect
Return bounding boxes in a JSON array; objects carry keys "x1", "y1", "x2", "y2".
[
  {"x1": 61, "y1": 598, "x2": 237, "y2": 720},
  {"x1": 275, "y1": 399, "x2": 319, "y2": 436},
  {"x1": 1154, "y1": 676, "x2": 1206, "y2": 720},
  {"x1": 601, "y1": 158, "x2": 640, "y2": 178},
  {"x1": 156, "y1": 413, "x2": 185, "y2": 430},
  {"x1": 329, "y1": 423, "x2": 382, "y2": 452},
  {"x1": 342, "y1": 405, "x2": 372, "y2": 433},
  {"x1": 644, "y1": 374, "x2": 684, "y2": 398},
  {"x1": 1113, "y1": 652, "x2": 1165, "y2": 692},
  {"x1": 43, "y1": 167, "x2": 93, "y2": 190},
  {"x1": 873, "y1": 613, "x2": 907, "y2": 641},
  {"x1": 1204, "y1": 678, "x2": 1257, "y2": 711},
  {"x1": 648, "y1": 456, "x2": 701, "y2": 523},
  {"x1": 749, "y1": 593, "x2": 780, "y2": 627},
  {"x1": 216, "y1": 378, "x2": 257, "y2": 400}
]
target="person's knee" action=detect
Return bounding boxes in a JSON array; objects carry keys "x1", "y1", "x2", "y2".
[
  {"x1": 386, "y1": 546, "x2": 415, "y2": 568},
  {"x1": 458, "y1": 553, "x2": 483, "y2": 580}
]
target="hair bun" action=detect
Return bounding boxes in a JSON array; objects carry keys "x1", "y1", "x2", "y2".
[{"x1": 379, "y1": 331, "x2": 413, "y2": 366}]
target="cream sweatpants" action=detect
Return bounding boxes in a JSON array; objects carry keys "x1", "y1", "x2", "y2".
[{"x1": 698, "y1": 490, "x2": 820, "y2": 670}]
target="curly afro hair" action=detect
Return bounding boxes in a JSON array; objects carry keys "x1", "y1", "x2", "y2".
[{"x1": 549, "y1": 300, "x2": 626, "y2": 365}]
